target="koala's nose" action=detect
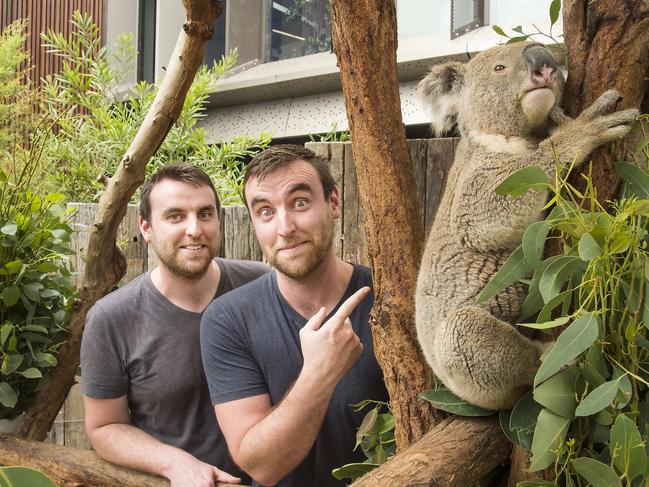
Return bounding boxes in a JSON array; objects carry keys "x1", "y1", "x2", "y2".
[{"x1": 524, "y1": 45, "x2": 558, "y2": 86}]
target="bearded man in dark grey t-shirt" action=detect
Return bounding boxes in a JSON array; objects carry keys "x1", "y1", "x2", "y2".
[{"x1": 80, "y1": 164, "x2": 269, "y2": 487}]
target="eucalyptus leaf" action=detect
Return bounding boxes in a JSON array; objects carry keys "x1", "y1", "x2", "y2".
[
  {"x1": 534, "y1": 313, "x2": 599, "y2": 387},
  {"x1": 539, "y1": 256, "x2": 582, "y2": 303},
  {"x1": 575, "y1": 378, "x2": 620, "y2": 417},
  {"x1": 2, "y1": 354, "x2": 23, "y2": 375},
  {"x1": 495, "y1": 166, "x2": 550, "y2": 197},
  {"x1": 549, "y1": 0, "x2": 561, "y2": 26},
  {"x1": 615, "y1": 161, "x2": 649, "y2": 198},
  {"x1": 0, "y1": 382, "x2": 17, "y2": 408},
  {"x1": 491, "y1": 25, "x2": 507, "y2": 36},
  {"x1": 522, "y1": 221, "x2": 550, "y2": 267},
  {"x1": 529, "y1": 408, "x2": 570, "y2": 471},
  {"x1": 331, "y1": 462, "x2": 379, "y2": 481},
  {"x1": 610, "y1": 414, "x2": 646, "y2": 480},
  {"x1": 420, "y1": 389, "x2": 495, "y2": 416},
  {"x1": 571, "y1": 457, "x2": 622, "y2": 487},
  {"x1": 533, "y1": 366, "x2": 580, "y2": 419},
  {"x1": 476, "y1": 246, "x2": 529, "y2": 304},
  {"x1": 355, "y1": 407, "x2": 378, "y2": 448},
  {"x1": 509, "y1": 392, "x2": 543, "y2": 449},
  {"x1": 0, "y1": 466, "x2": 59, "y2": 487},
  {"x1": 17, "y1": 367, "x2": 42, "y2": 379},
  {"x1": 578, "y1": 232, "x2": 601, "y2": 261},
  {"x1": 518, "y1": 316, "x2": 570, "y2": 330},
  {"x1": 1, "y1": 286, "x2": 20, "y2": 307},
  {"x1": 516, "y1": 482, "x2": 554, "y2": 487},
  {"x1": 537, "y1": 290, "x2": 573, "y2": 324}
]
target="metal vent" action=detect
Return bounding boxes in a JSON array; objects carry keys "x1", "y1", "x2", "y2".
[{"x1": 451, "y1": 0, "x2": 485, "y2": 40}]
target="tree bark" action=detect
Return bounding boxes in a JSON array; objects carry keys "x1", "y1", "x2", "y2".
[
  {"x1": 17, "y1": 0, "x2": 222, "y2": 440},
  {"x1": 352, "y1": 417, "x2": 510, "y2": 487},
  {"x1": 562, "y1": 0, "x2": 649, "y2": 203},
  {"x1": 329, "y1": 1, "x2": 442, "y2": 451},
  {"x1": 0, "y1": 433, "x2": 241, "y2": 487}
]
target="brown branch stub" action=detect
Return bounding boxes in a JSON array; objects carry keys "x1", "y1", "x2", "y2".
[
  {"x1": 18, "y1": 0, "x2": 220, "y2": 441},
  {"x1": 183, "y1": 21, "x2": 215, "y2": 41}
]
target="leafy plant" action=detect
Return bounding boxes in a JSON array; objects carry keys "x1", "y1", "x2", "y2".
[
  {"x1": 0, "y1": 130, "x2": 75, "y2": 420},
  {"x1": 332, "y1": 400, "x2": 395, "y2": 482},
  {"x1": 0, "y1": 466, "x2": 57, "y2": 487},
  {"x1": 40, "y1": 11, "x2": 270, "y2": 204},
  {"x1": 308, "y1": 122, "x2": 351, "y2": 143},
  {"x1": 478, "y1": 119, "x2": 649, "y2": 484},
  {"x1": 492, "y1": 0, "x2": 563, "y2": 46}
]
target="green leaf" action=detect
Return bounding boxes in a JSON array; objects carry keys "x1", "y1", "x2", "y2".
[
  {"x1": 2, "y1": 354, "x2": 23, "y2": 375},
  {"x1": 355, "y1": 407, "x2": 378, "y2": 448},
  {"x1": 609, "y1": 232, "x2": 631, "y2": 254},
  {"x1": 495, "y1": 166, "x2": 550, "y2": 197},
  {"x1": 491, "y1": 25, "x2": 507, "y2": 36},
  {"x1": 539, "y1": 256, "x2": 581, "y2": 303},
  {"x1": 476, "y1": 246, "x2": 529, "y2": 304},
  {"x1": 578, "y1": 232, "x2": 601, "y2": 261},
  {"x1": 529, "y1": 408, "x2": 570, "y2": 471},
  {"x1": 20, "y1": 282, "x2": 43, "y2": 302},
  {"x1": 575, "y1": 378, "x2": 620, "y2": 417},
  {"x1": 3, "y1": 259, "x2": 23, "y2": 274},
  {"x1": 36, "y1": 262, "x2": 58, "y2": 273},
  {"x1": 0, "y1": 223, "x2": 17, "y2": 236},
  {"x1": 0, "y1": 466, "x2": 59, "y2": 487},
  {"x1": 21, "y1": 325, "x2": 49, "y2": 334},
  {"x1": 40, "y1": 288, "x2": 61, "y2": 299},
  {"x1": 610, "y1": 414, "x2": 646, "y2": 480},
  {"x1": 17, "y1": 367, "x2": 42, "y2": 379},
  {"x1": 533, "y1": 366, "x2": 580, "y2": 419},
  {"x1": 34, "y1": 352, "x2": 57, "y2": 367},
  {"x1": 506, "y1": 35, "x2": 531, "y2": 44},
  {"x1": 0, "y1": 382, "x2": 17, "y2": 408},
  {"x1": 615, "y1": 162, "x2": 649, "y2": 198},
  {"x1": 509, "y1": 392, "x2": 543, "y2": 449},
  {"x1": 535, "y1": 312, "x2": 599, "y2": 386},
  {"x1": 519, "y1": 316, "x2": 570, "y2": 330},
  {"x1": 517, "y1": 482, "x2": 555, "y2": 487},
  {"x1": 0, "y1": 324, "x2": 12, "y2": 347},
  {"x1": 571, "y1": 457, "x2": 621, "y2": 487},
  {"x1": 549, "y1": 0, "x2": 561, "y2": 26},
  {"x1": 331, "y1": 462, "x2": 379, "y2": 481},
  {"x1": 537, "y1": 290, "x2": 573, "y2": 324},
  {"x1": 512, "y1": 25, "x2": 524, "y2": 34},
  {"x1": 420, "y1": 389, "x2": 495, "y2": 416},
  {"x1": 1, "y1": 286, "x2": 20, "y2": 307},
  {"x1": 522, "y1": 221, "x2": 550, "y2": 267}
]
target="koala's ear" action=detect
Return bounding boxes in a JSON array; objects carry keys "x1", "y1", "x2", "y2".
[{"x1": 418, "y1": 62, "x2": 466, "y2": 135}]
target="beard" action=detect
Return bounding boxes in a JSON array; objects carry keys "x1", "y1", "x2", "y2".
[
  {"x1": 152, "y1": 240, "x2": 218, "y2": 280},
  {"x1": 265, "y1": 214, "x2": 335, "y2": 280}
]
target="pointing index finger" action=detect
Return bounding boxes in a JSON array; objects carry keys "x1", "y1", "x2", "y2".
[{"x1": 332, "y1": 286, "x2": 371, "y2": 323}]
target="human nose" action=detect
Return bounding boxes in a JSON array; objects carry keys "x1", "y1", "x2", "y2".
[
  {"x1": 276, "y1": 209, "x2": 296, "y2": 236},
  {"x1": 185, "y1": 215, "x2": 202, "y2": 237}
]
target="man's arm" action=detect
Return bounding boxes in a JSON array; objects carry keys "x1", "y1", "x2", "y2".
[
  {"x1": 84, "y1": 395, "x2": 240, "y2": 487},
  {"x1": 214, "y1": 287, "x2": 370, "y2": 486}
]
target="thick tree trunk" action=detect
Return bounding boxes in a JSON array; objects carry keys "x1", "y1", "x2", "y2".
[
  {"x1": 0, "y1": 434, "x2": 240, "y2": 487},
  {"x1": 562, "y1": 0, "x2": 649, "y2": 203},
  {"x1": 510, "y1": 3, "x2": 649, "y2": 484},
  {"x1": 352, "y1": 417, "x2": 510, "y2": 487},
  {"x1": 17, "y1": 0, "x2": 222, "y2": 440},
  {"x1": 329, "y1": 1, "x2": 442, "y2": 450}
]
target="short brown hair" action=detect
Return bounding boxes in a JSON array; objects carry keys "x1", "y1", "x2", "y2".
[
  {"x1": 243, "y1": 145, "x2": 336, "y2": 205},
  {"x1": 139, "y1": 163, "x2": 221, "y2": 221}
]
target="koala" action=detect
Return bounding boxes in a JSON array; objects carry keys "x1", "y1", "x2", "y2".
[{"x1": 415, "y1": 42, "x2": 638, "y2": 410}]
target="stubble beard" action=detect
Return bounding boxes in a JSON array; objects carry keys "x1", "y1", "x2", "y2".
[
  {"x1": 154, "y1": 241, "x2": 219, "y2": 280},
  {"x1": 266, "y1": 216, "x2": 335, "y2": 281}
]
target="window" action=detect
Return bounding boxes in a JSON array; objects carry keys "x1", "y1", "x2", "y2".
[
  {"x1": 451, "y1": 0, "x2": 485, "y2": 39},
  {"x1": 269, "y1": 0, "x2": 331, "y2": 62},
  {"x1": 137, "y1": 0, "x2": 156, "y2": 83},
  {"x1": 204, "y1": 0, "x2": 227, "y2": 65}
]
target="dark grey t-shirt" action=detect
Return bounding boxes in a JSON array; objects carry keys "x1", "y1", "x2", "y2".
[
  {"x1": 200, "y1": 265, "x2": 389, "y2": 487},
  {"x1": 80, "y1": 257, "x2": 269, "y2": 477}
]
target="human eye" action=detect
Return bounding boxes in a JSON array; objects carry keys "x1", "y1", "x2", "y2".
[
  {"x1": 258, "y1": 207, "x2": 273, "y2": 219},
  {"x1": 167, "y1": 213, "x2": 182, "y2": 222},
  {"x1": 294, "y1": 198, "x2": 308, "y2": 209},
  {"x1": 200, "y1": 209, "x2": 215, "y2": 219}
]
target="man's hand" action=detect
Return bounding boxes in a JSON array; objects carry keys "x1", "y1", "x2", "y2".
[
  {"x1": 164, "y1": 452, "x2": 241, "y2": 487},
  {"x1": 299, "y1": 286, "x2": 371, "y2": 387}
]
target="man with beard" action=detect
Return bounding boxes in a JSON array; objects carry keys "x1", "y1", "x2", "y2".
[
  {"x1": 80, "y1": 164, "x2": 269, "y2": 487},
  {"x1": 200, "y1": 145, "x2": 388, "y2": 487}
]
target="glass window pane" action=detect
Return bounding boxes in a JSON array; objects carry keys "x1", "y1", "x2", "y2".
[
  {"x1": 204, "y1": 0, "x2": 227, "y2": 66},
  {"x1": 270, "y1": 0, "x2": 331, "y2": 61}
]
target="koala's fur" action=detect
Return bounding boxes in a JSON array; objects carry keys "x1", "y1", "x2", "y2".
[{"x1": 415, "y1": 42, "x2": 638, "y2": 410}]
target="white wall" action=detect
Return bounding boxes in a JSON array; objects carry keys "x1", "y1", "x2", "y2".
[
  {"x1": 105, "y1": 0, "x2": 139, "y2": 85},
  {"x1": 155, "y1": 0, "x2": 185, "y2": 78}
]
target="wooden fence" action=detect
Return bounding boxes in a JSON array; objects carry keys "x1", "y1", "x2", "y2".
[{"x1": 46, "y1": 138, "x2": 458, "y2": 449}]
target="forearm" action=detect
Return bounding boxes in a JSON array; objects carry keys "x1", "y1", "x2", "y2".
[
  {"x1": 89, "y1": 422, "x2": 193, "y2": 480},
  {"x1": 236, "y1": 372, "x2": 333, "y2": 485}
]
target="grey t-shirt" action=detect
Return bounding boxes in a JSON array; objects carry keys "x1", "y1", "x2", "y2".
[
  {"x1": 200, "y1": 265, "x2": 389, "y2": 487},
  {"x1": 80, "y1": 257, "x2": 269, "y2": 477}
]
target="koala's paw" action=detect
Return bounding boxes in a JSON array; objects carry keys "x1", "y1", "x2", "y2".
[
  {"x1": 581, "y1": 89, "x2": 621, "y2": 119},
  {"x1": 595, "y1": 108, "x2": 640, "y2": 143},
  {"x1": 549, "y1": 105, "x2": 572, "y2": 127}
]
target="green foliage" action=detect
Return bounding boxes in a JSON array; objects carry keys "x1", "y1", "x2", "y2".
[
  {"x1": 332, "y1": 400, "x2": 395, "y2": 482},
  {"x1": 421, "y1": 386, "x2": 496, "y2": 416},
  {"x1": 492, "y1": 0, "x2": 563, "y2": 46},
  {"x1": 309, "y1": 122, "x2": 350, "y2": 143},
  {"x1": 482, "y1": 120, "x2": 649, "y2": 484},
  {"x1": 40, "y1": 11, "x2": 270, "y2": 204},
  {"x1": 0, "y1": 466, "x2": 58, "y2": 487},
  {"x1": 0, "y1": 134, "x2": 75, "y2": 420}
]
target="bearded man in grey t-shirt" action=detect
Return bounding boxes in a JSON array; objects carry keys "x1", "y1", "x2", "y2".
[{"x1": 80, "y1": 164, "x2": 269, "y2": 487}]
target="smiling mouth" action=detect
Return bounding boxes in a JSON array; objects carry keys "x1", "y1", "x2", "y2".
[
  {"x1": 280, "y1": 241, "x2": 307, "y2": 251},
  {"x1": 180, "y1": 244, "x2": 206, "y2": 250}
]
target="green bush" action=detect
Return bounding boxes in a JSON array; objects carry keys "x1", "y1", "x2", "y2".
[
  {"x1": 0, "y1": 156, "x2": 75, "y2": 420},
  {"x1": 40, "y1": 11, "x2": 270, "y2": 204}
]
